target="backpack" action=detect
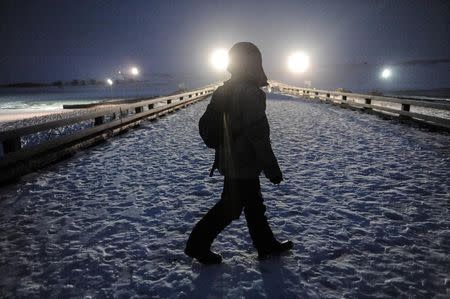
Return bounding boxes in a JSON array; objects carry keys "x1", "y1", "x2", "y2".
[
  {"x1": 199, "y1": 83, "x2": 243, "y2": 150},
  {"x1": 198, "y1": 102, "x2": 227, "y2": 149}
]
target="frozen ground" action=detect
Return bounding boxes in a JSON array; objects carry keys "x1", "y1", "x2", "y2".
[{"x1": 0, "y1": 93, "x2": 449, "y2": 298}]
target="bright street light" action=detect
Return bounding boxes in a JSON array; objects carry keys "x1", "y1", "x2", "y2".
[
  {"x1": 288, "y1": 51, "x2": 310, "y2": 73},
  {"x1": 130, "y1": 67, "x2": 139, "y2": 76},
  {"x1": 210, "y1": 48, "x2": 229, "y2": 71},
  {"x1": 381, "y1": 68, "x2": 392, "y2": 79},
  {"x1": 106, "y1": 78, "x2": 114, "y2": 86}
]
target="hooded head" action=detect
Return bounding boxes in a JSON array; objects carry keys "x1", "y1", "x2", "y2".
[{"x1": 227, "y1": 42, "x2": 268, "y2": 87}]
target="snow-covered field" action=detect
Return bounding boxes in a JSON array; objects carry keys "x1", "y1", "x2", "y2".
[{"x1": 0, "y1": 93, "x2": 449, "y2": 298}]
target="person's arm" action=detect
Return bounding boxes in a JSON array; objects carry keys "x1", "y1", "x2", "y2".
[{"x1": 243, "y1": 88, "x2": 283, "y2": 183}]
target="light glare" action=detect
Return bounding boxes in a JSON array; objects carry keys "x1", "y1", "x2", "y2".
[
  {"x1": 288, "y1": 52, "x2": 310, "y2": 73},
  {"x1": 130, "y1": 67, "x2": 139, "y2": 76},
  {"x1": 210, "y1": 48, "x2": 229, "y2": 71},
  {"x1": 381, "y1": 68, "x2": 392, "y2": 79},
  {"x1": 106, "y1": 78, "x2": 113, "y2": 86}
]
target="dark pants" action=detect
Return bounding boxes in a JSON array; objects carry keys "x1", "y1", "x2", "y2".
[{"x1": 185, "y1": 177, "x2": 277, "y2": 253}]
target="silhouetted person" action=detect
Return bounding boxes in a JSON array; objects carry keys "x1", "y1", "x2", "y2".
[{"x1": 185, "y1": 42, "x2": 293, "y2": 264}]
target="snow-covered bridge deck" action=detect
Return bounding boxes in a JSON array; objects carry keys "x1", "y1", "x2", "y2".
[{"x1": 0, "y1": 93, "x2": 449, "y2": 298}]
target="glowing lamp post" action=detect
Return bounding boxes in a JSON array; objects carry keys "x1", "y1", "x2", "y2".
[
  {"x1": 130, "y1": 67, "x2": 139, "y2": 77},
  {"x1": 106, "y1": 78, "x2": 113, "y2": 98},
  {"x1": 129, "y1": 66, "x2": 140, "y2": 98},
  {"x1": 381, "y1": 68, "x2": 392, "y2": 79},
  {"x1": 210, "y1": 48, "x2": 229, "y2": 71},
  {"x1": 288, "y1": 51, "x2": 310, "y2": 73}
]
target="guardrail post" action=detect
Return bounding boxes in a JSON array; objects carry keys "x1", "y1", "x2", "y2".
[
  {"x1": 94, "y1": 116, "x2": 105, "y2": 126},
  {"x1": 364, "y1": 98, "x2": 372, "y2": 111},
  {"x1": 2, "y1": 137, "x2": 21, "y2": 154},
  {"x1": 401, "y1": 103, "x2": 410, "y2": 112},
  {"x1": 400, "y1": 103, "x2": 411, "y2": 120},
  {"x1": 363, "y1": 98, "x2": 372, "y2": 111},
  {"x1": 135, "y1": 106, "x2": 143, "y2": 114}
]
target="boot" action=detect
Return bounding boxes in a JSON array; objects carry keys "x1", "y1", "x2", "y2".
[
  {"x1": 184, "y1": 247, "x2": 223, "y2": 265},
  {"x1": 257, "y1": 240, "x2": 293, "y2": 260}
]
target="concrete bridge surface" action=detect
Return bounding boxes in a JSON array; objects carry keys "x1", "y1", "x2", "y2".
[{"x1": 0, "y1": 93, "x2": 449, "y2": 298}]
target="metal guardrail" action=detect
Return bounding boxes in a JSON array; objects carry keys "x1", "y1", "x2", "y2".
[
  {"x1": 0, "y1": 83, "x2": 221, "y2": 184},
  {"x1": 269, "y1": 81, "x2": 450, "y2": 130},
  {"x1": 1, "y1": 79, "x2": 449, "y2": 185}
]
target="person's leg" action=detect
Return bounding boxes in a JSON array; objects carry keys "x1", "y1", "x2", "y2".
[
  {"x1": 185, "y1": 177, "x2": 243, "y2": 254},
  {"x1": 241, "y1": 178, "x2": 294, "y2": 259},
  {"x1": 241, "y1": 178, "x2": 278, "y2": 251}
]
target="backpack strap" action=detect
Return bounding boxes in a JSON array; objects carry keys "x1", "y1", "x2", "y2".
[{"x1": 209, "y1": 151, "x2": 218, "y2": 177}]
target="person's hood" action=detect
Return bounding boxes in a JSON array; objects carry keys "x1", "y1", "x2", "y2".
[{"x1": 227, "y1": 42, "x2": 268, "y2": 87}]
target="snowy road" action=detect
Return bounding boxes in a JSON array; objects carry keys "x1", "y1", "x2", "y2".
[{"x1": 0, "y1": 93, "x2": 449, "y2": 298}]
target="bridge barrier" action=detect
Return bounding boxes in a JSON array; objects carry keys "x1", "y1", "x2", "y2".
[
  {"x1": 270, "y1": 81, "x2": 450, "y2": 130},
  {"x1": 0, "y1": 83, "x2": 221, "y2": 185},
  {"x1": 2, "y1": 80, "x2": 449, "y2": 185}
]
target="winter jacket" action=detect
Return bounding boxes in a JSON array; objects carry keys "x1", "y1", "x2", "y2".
[{"x1": 210, "y1": 79, "x2": 282, "y2": 179}]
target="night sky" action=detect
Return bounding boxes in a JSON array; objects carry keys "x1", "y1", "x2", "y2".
[{"x1": 1, "y1": 0, "x2": 449, "y2": 90}]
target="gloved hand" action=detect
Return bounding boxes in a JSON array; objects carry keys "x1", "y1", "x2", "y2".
[
  {"x1": 269, "y1": 174, "x2": 283, "y2": 185},
  {"x1": 267, "y1": 165, "x2": 283, "y2": 184}
]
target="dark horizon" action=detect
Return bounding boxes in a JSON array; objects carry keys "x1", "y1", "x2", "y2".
[{"x1": 1, "y1": 0, "x2": 449, "y2": 90}]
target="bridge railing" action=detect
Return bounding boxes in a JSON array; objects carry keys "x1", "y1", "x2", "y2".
[
  {"x1": 0, "y1": 83, "x2": 220, "y2": 184},
  {"x1": 2, "y1": 79, "x2": 449, "y2": 185},
  {"x1": 270, "y1": 80, "x2": 450, "y2": 130}
]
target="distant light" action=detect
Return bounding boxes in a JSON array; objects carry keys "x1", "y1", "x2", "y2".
[
  {"x1": 381, "y1": 68, "x2": 392, "y2": 79},
  {"x1": 106, "y1": 78, "x2": 113, "y2": 86},
  {"x1": 130, "y1": 67, "x2": 139, "y2": 76},
  {"x1": 288, "y1": 51, "x2": 310, "y2": 73},
  {"x1": 210, "y1": 48, "x2": 229, "y2": 71}
]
